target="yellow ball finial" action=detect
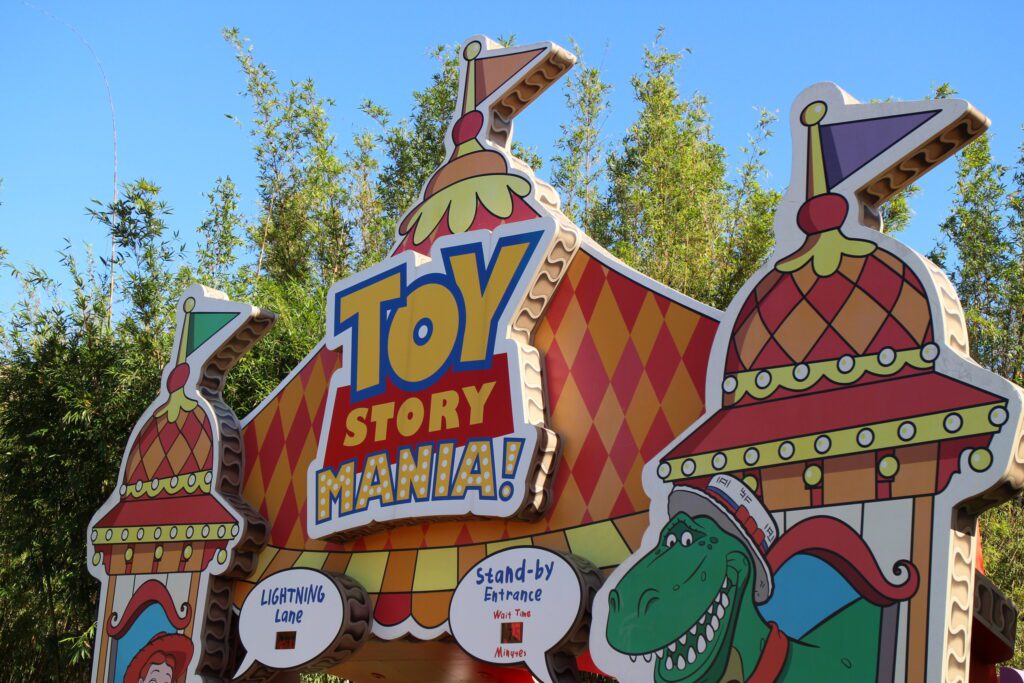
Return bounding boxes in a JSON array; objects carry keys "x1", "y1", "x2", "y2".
[
  {"x1": 183, "y1": 297, "x2": 196, "y2": 313},
  {"x1": 464, "y1": 41, "x2": 482, "y2": 60},
  {"x1": 878, "y1": 455, "x2": 900, "y2": 479},
  {"x1": 803, "y1": 464, "x2": 823, "y2": 487},
  {"x1": 801, "y1": 101, "x2": 827, "y2": 126}
]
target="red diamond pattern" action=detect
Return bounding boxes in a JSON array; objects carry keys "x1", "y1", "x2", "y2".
[{"x1": 235, "y1": 246, "x2": 717, "y2": 629}]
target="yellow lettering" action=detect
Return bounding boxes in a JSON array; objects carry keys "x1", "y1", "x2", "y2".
[
  {"x1": 428, "y1": 390, "x2": 460, "y2": 432},
  {"x1": 355, "y1": 453, "x2": 395, "y2": 510},
  {"x1": 462, "y1": 381, "x2": 496, "y2": 425},
  {"x1": 396, "y1": 397, "x2": 425, "y2": 437},
  {"x1": 343, "y1": 407, "x2": 368, "y2": 446},
  {"x1": 395, "y1": 445, "x2": 433, "y2": 502},
  {"x1": 387, "y1": 282, "x2": 459, "y2": 385},
  {"x1": 434, "y1": 441, "x2": 455, "y2": 497},
  {"x1": 370, "y1": 402, "x2": 395, "y2": 442},
  {"x1": 450, "y1": 440, "x2": 496, "y2": 499},
  {"x1": 449, "y1": 240, "x2": 532, "y2": 364},
  {"x1": 336, "y1": 272, "x2": 402, "y2": 393},
  {"x1": 316, "y1": 462, "x2": 355, "y2": 521}
]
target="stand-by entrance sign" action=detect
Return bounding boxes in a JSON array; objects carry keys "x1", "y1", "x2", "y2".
[{"x1": 87, "y1": 34, "x2": 1021, "y2": 683}]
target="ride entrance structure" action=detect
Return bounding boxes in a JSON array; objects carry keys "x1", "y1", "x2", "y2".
[{"x1": 86, "y1": 35, "x2": 1020, "y2": 683}]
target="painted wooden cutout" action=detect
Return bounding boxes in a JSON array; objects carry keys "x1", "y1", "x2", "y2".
[
  {"x1": 87, "y1": 285, "x2": 275, "y2": 682},
  {"x1": 305, "y1": 36, "x2": 580, "y2": 543},
  {"x1": 590, "y1": 83, "x2": 1022, "y2": 683},
  {"x1": 87, "y1": 36, "x2": 1020, "y2": 683}
]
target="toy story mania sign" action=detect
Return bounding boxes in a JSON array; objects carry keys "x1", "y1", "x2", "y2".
[{"x1": 87, "y1": 34, "x2": 1022, "y2": 683}]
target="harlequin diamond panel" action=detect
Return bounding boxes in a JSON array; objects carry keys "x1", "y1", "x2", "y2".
[
  {"x1": 126, "y1": 408, "x2": 212, "y2": 484},
  {"x1": 236, "y1": 245, "x2": 718, "y2": 630},
  {"x1": 727, "y1": 250, "x2": 933, "y2": 377}
]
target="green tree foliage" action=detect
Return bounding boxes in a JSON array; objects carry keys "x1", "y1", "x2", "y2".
[
  {"x1": 713, "y1": 108, "x2": 782, "y2": 308},
  {"x1": 592, "y1": 31, "x2": 780, "y2": 308},
  {"x1": 193, "y1": 177, "x2": 245, "y2": 291},
  {"x1": 224, "y1": 28, "x2": 353, "y2": 287},
  {"x1": 0, "y1": 215, "x2": 172, "y2": 679},
  {"x1": 931, "y1": 133, "x2": 1017, "y2": 379},
  {"x1": 373, "y1": 45, "x2": 460, "y2": 228},
  {"x1": 931, "y1": 129, "x2": 1024, "y2": 666},
  {"x1": 346, "y1": 104, "x2": 390, "y2": 269},
  {"x1": 597, "y1": 32, "x2": 729, "y2": 304},
  {"x1": 551, "y1": 40, "x2": 612, "y2": 231}
]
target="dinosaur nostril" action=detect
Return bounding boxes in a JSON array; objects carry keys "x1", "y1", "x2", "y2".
[
  {"x1": 638, "y1": 588, "x2": 660, "y2": 616},
  {"x1": 609, "y1": 589, "x2": 621, "y2": 614}
]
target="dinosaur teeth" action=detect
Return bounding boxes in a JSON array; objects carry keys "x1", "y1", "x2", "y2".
[
  {"x1": 643, "y1": 653, "x2": 652, "y2": 663},
  {"x1": 630, "y1": 655, "x2": 637, "y2": 663},
  {"x1": 665, "y1": 586, "x2": 734, "y2": 665}
]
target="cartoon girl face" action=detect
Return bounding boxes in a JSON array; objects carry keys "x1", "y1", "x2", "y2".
[
  {"x1": 140, "y1": 660, "x2": 173, "y2": 683},
  {"x1": 122, "y1": 629, "x2": 191, "y2": 683}
]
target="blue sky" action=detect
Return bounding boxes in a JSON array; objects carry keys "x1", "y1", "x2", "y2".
[{"x1": 2, "y1": 0, "x2": 1022, "y2": 310}]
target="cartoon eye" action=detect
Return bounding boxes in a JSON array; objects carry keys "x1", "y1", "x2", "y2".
[
  {"x1": 665, "y1": 534, "x2": 677, "y2": 548},
  {"x1": 680, "y1": 531, "x2": 694, "y2": 546}
]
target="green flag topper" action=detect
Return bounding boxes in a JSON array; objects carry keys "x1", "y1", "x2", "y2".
[{"x1": 186, "y1": 311, "x2": 239, "y2": 358}]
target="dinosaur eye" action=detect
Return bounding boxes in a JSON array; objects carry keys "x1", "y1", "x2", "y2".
[
  {"x1": 680, "y1": 531, "x2": 694, "y2": 546},
  {"x1": 665, "y1": 534, "x2": 677, "y2": 548}
]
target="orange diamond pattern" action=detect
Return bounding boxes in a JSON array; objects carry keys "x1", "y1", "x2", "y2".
[
  {"x1": 126, "y1": 408, "x2": 212, "y2": 484},
  {"x1": 236, "y1": 246, "x2": 718, "y2": 629},
  {"x1": 726, "y1": 249, "x2": 934, "y2": 379},
  {"x1": 537, "y1": 250, "x2": 717, "y2": 529}
]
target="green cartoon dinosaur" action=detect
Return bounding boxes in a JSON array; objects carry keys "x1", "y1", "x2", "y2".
[{"x1": 606, "y1": 510, "x2": 892, "y2": 682}]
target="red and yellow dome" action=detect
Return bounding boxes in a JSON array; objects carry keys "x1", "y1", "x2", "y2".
[
  {"x1": 90, "y1": 297, "x2": 242, "y2": 575},
  {"x1": 657, "y1": 100, "x2": 1009, "y2": 497},
  {"x1": 722, "y1": 245, "x2": 934, "y2": 408},
  {"x1": 392, "y1": 39, "x2": 570, "y2": 256}
]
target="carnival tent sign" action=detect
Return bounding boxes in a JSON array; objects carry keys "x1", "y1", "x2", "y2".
[{"x1": 87, "y1": 34, "x2": 1021, "y2": 683}]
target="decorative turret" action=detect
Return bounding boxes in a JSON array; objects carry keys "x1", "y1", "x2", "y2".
[
  {"x1": 91, "y1": 295, "x2": 252, "y2": 574},
  {"x1": 393, "y1": 36, "x2": 574, "y2": 255},
  {"x1": 657, "y1": 84, "x2": 1003, "y2": 507},
  {"x1": 87, "y1": 285, "x2": 274, "y2": 682},
  {"x1": 595, "y1": 82, "x2": 1023, "y2": 683}
]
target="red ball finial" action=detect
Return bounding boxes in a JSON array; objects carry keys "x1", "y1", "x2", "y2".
[
  {"x1": 796, "y1": 193, "x2": 848, "y2": 235},
  {"x1": 452, "y1": 110, "x2": 484, "y2": 145}
]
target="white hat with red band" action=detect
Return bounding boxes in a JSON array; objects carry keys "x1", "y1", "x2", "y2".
[{"x1": 668, "y1": 474, "x2": 779, "y2": 604}]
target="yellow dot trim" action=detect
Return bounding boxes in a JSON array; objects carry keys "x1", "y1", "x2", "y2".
[
  {"x1": 661, "y1": 402, "x2": 1006, "y2": 482},
  {"x1": 725, "y1": 346, "x2": 934, "y2": 401}
]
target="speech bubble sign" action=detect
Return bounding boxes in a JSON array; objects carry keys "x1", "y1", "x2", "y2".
[
  {"x1": 235, "y1": 568, "x2": 346, "y2": 676},
  {"x1": 449, "y1": 547, "x2": 590, "y2": 683}
]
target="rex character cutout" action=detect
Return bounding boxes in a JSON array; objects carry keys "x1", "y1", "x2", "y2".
[
  {"x1": 87, "y1": 285, "x2": 273, "y2": 682},
  {"x1": 607, "y1": 475, "x2": 917, "y2": 681},
  {"x1": 591, "y1": 83, "x2": 1024, "y2": 682}
]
